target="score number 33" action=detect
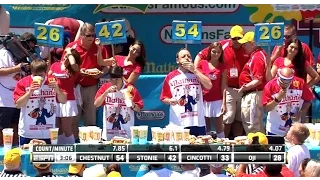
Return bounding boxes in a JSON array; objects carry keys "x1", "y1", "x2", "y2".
[
  {"x1": 175, "y1": 23, "x2": 199, "y2": 38},
  {"x1": 99, "y1": 23, "x2": 123, "y2": 38},
  {"x1": 259, "y1": 25, "x2": 282, "y2": 41},
  {"x1": 37, "y1": 26, "x2": 60, "y2": 42}
]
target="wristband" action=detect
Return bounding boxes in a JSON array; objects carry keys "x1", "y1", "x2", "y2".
[{"x1": 274, "y1": 97, "x2": 281, "y2": 103}]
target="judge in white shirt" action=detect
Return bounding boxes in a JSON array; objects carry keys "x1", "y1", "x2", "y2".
[
  {"x1": 202, "y1": 164, "x2": 229, "y2": 177},
  {"x1": 160, "y1": 48, "x2": 212, "y2": 136},
  {"x1": 142, "y1": 164, "x2": 181, "y2": 177}
]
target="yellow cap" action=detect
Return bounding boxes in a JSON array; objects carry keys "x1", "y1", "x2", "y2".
[
  {"x1": 238, "y1": 31, "x2": 255, "y2": 44},
  {"x1": 230, "y1": 25, "x2": 244, "y2": 38},
  {"x1": 247, "y1": 132, "x2": 268, "y2": 145},
  {"x1": 69, "y1": 164, "x2": 85, "y2": 174},
  {"x1": 107, "y1": 171, "x2": 122, "y2": 177},
  {"x1": 4, "y1": 148, "x2": 22, "y2": 168}
]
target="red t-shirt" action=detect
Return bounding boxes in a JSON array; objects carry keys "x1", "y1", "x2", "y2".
[
  {"x1": 197, "y1": 60, "x2": 226, "y2": 101},
  {"x1": 115, "y1": 55, "x2": 143, "y2": 80},
  {"x1": 239, "y1": 49, "x2": 267, "y2": 91},
  {"x1": 236, "y1": 165, "x2": 294, "y2": 177},
  {"x1": 197, "y1": 39, "x2": 249, "y2": 88},
  {"x1": 94, "y1": 82, "x2": 143, "y2": 109},
  {"x1": 65, "y1": 40, "x2": 110, "y2": 87},
  {"x1": 273, "y1": 57, "x2": 310, "y2": 70},
  {"x1": 271, "y1": 42, "x2": 314, "y2": 66},
  {"x1": 50, "y1": 62, "x2": 79, "y2": 101}
]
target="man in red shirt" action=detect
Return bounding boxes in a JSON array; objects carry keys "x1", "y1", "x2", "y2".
[
  {"x1": 237, "y1": 31, "x2": 267, "y2": 134},
  {"x1": 64, "y1": 23, "x2": 110, "y2": 141},
  {"x1": 194, "y1": 25, "x2": 249, "y2": 138}
]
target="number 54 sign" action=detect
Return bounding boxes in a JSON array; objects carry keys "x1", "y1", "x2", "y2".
[
  {"x1": 172, "y1": 20, "x2": 202, "y2": 44},
  {"x1": 34, "y1": 23, "x2": 64, "y2": 47},
  {"x1": 95, "y1": 20, "x2": 127, "y2": 45},
  {"x1": 254, "y1": 23, "x2": 284, "y2": 46}
]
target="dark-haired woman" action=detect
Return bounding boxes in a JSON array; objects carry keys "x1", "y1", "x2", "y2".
[
  {"x1": 48, "y1": 48, "x2": 81, "y2": 144},
  {"x1": 267, "y1": 38, "x2": 320, "y2": 86},
  {"x1": 196, "y1": 42, "x2": 227, "y2": 137},
  {"x1": 94, "y1": 66, "x2": 143, "y2": 140},
  {"x1": 102, "y1": 40, "x2": 146, "y2": 84}
]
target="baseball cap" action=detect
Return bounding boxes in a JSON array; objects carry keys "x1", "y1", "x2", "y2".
[
  {"x1": 69, "y1": 164, "x2": 85, "y2": 174},
  {"x1": 4, "y1": 148, "x2": 22, "y2": 168},
  {"x1": 230, "y1": 25, "x2": 244, "y2": 39},
  {"x1": 107, "y1": 171, "x2": 122, "y2": 177},
  {"x1": 238, "y1": 31, "x2": 255, "y2": 44},
  {"x1": 247, "y1": 132, "x2": 269, "y2": 145}
]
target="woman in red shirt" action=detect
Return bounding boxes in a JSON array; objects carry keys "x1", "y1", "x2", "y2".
[
  {"x1": 48, "y1": 48, "x2": 81, "y2": 144},
  {"x1": 104, "y1": 40, "x2": 146, "y2": 84},
  {"x1": 196, "y1": 42, "x2": 227, "y2": 137},
  {"x1": 267, "y1": 38, "x2": 319, "y2": 87}
]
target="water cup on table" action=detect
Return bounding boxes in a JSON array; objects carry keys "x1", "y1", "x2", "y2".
[
  {"x1": 174, "y1": 128, "x2": 183, "y2": 143},
  {"x1": 314, "y1": 123, "x2": 320, "y2": 146},
  {"x1": 138, "y1": 126, "x2": 148, "y2": 145},
  {"x1": 163, "y1": 128, "x2": 172, "y2": 144},
  {"x1": 32, "y1": 76, "x2": 43, "y2": 95},
  {"x1": 155, "y1": 129, "x2": 164, "y2": 144},
  {"x1": 182, "y1": 129, "x2": 190, "y2": 144},
  {"x1": 91, "y1": 128, "x2": 102, "y2": 144},
  {"x1": 2, "y1": 128, "x2": 13, "y2": 152},
  {"x1": 79, "y1": 127, "x2": 90, "y2": 144},
  {"x1": 87, "y1": 126, "x2": 100, "y2": 142},
  {"x1": 49, "y1": 128, "x2": 59, "y2": 145},
  {"x1": 151, "y1": 127, "x2": 161, "y2": 143},
  {"x1": 130, "y1": 126, "x2": 140, "y2": 145}
]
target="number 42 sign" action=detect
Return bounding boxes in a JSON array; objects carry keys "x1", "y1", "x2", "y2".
[
  {"x1": 95, "y1": 20, "x2": 127, "y2": 45},
  {"x1": 254, "y1": 22, "x2": 284, "y2": 46},
  {"x1": 34, "y1": 23, "x2": 64, "y2": 48}
]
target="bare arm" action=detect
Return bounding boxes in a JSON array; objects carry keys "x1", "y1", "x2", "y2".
[
  {"x1": 266, "y1": 65, "x2": 278, "y2": 81},
  {"x1": 94, "y1": 91, "x2": 108, "y2": 107},
  {"x1": 194, "y1": 55, "x2": 202, "y2": 68},
  {"x1": 194, "y1": 69, "x2": 212, "y2": 90},
  {"x1": 221, "y1": 70, "x2": 227, "y2": 105},
  {"x1": 15, "y1": 91, "x2": 32, "y2": 108},
  {"x1": 305, "y1": 65, "x2": 320, "y2": 87},
  {"x1": 127, "y1": 72, "x2": 140, "y2": 84},
  {"x1": 0, "y1": 65, "x2": 21, "y2": 76},
  {"x1": 56, "y1": 89, "x2": 67, "y2": 104}
]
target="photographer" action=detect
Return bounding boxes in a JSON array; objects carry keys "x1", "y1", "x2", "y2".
[
  {"x1": 262, "y1": 67, "x2": 314, "y2": 136},
  {"x1": 0, "y1": 36, "x2": 29, "y2": 146},
  {"x1": 19, "y1": 32, "x2": 50, "y2": 61}
]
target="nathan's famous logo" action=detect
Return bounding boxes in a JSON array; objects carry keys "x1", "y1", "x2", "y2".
[
  {"x1": 160, "y1": 25, "x2": 254, "y2": 44},
  {"x1": 94, "y1": 4, "x2": 239, "y2": 14},
  {"x1": 243, "y1": 4, "x2": 317, "y2": 23},
  {"x1": 136, "y1": 111, "x2": 165, "y2": 120},
  {"x1": 10, "y1": 4, "x2": 71, "y2": 11}
]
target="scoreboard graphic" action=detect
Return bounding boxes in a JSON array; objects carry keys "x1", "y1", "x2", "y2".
[{"x1": 31, "y1": 144, "x2": 286, "y2": 164}]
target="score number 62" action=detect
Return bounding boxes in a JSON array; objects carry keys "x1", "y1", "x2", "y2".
[{"x1": 259, "y1": 25, "x2": 282, "y2": 41}]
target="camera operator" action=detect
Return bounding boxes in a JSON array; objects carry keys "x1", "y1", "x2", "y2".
[
  {"x1": 0, "y1": 36, "x2": 29, "y2": 146},
  {"x1": 19, "y1": 32, "x2": 50, "y2": 61}
]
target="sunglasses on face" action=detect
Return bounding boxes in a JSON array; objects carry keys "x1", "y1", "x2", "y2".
[
  {"x1": 232, "y1": 37, "x2": 241, "y2": 41},
  {"x1": 284, "y1": 35, "x2": 294, "y2": 39},
  {"x1": 85, "y1": 34, "x2": 95, "y2": 38}
]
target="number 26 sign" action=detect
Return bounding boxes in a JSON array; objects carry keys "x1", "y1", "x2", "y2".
[
  {"x1": 172, "y1": 20, "x2": 202, "y2": 44},
  {"x1": 95, "y1": 20, "x2": 127, "y2": 45},
  {"x1": 254, "y1": 23, "x2": 284, "y2": 46},
  {"x1": 34, "y1": 23, "x2": 64, "y2": 47}
]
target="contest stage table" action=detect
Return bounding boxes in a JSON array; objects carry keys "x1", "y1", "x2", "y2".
[{"x1": 0, "y1": 143, "x2": 319, "y2": 177}]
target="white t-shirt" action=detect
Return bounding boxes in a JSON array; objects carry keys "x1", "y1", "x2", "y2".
[
  {"x1": 181, "y1": 167, "x2": 201, "y2": 177},
  {"x1": 14, "y1": 76, "x2": 57, "y2": 139},
  {"x1": 203, "y1": 173, "x2": 229, "y2": 177},
  {"x1": 262, "y1": 78, "x2": 314, "y2": 136},
  {"x1": 142, "y1": 168, "x2": 181, "y2": 177},
  {"x1": 0, "y1": 47, "x2": 20, "y2": 107},
  {"x1": 95, "y1": 82, "x2": 143, "y2": 140},
  {"x1": 286, "y1": 144, "x2": 310, "y2": 177},
  {"x1": 160, "y1": 69, "x2": 205, "y2": 127}
]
